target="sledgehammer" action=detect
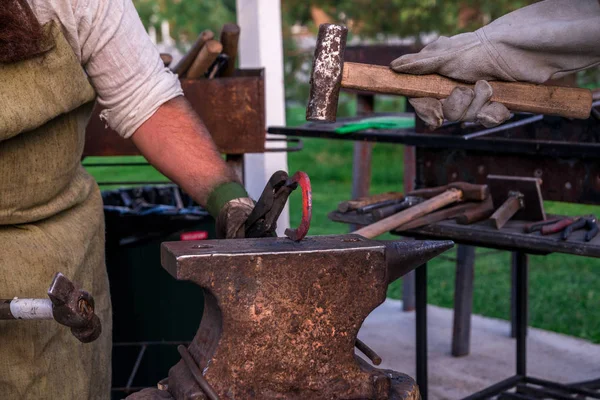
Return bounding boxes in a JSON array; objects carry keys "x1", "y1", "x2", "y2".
[{"x1": 306, "y1": 24, "x2": 592, "y2": 122}]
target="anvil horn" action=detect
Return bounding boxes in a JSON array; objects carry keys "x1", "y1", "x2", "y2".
[{"x1": 384, "y1": 240, "x2": 454, "y2": 284}]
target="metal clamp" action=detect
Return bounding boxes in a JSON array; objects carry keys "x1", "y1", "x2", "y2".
[{"x1": 263, "y1": 137, "x2": 304, "y2": 153}]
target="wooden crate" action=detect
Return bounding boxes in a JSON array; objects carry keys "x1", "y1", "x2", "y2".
[{"x1": 84, "y1": 69, "x2": 265, "y2": 157}]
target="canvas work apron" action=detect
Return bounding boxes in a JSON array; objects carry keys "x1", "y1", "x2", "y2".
[{"x1": 0, "y1": 21, "x2": 111, "y2": 399}]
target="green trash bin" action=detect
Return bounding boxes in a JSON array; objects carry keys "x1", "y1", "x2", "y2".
[{"x1": 102, "y1": 185, "x2": 214, "y2": 398}]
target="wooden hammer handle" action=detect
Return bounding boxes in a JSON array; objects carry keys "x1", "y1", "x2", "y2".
[
  {"x1": 490, "y1": 195, "x2": 524, "y2": 230},
  {"x1": 220, "y1": 23, "x2": 240, "y2": 77},
  {"x1": 354, "y1": 189, "x2": 463, "y2": 239},
  {"x1": 172, "y1": 30, "x2": 214, "y2": 76},
  {"x1": 397, "y1": 201, "x2": 479, "y2": 231},
  {"x1": 186, "y1": 40, "x2": 223, "y2": 79},
  {"x1": 342, "y1": 63, "x2": 592, "y2": 120}
]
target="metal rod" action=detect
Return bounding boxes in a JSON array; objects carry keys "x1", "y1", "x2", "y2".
[
  {"x1": 415, "y1": 263, "x2": 428, "y2": 400},
  {"x1": 452, "y1": 245, "x2": 475, "y2": 357},
  {"x1": 357, "y1": 199, "x2": 401, "y2": 214},
  {"x1": 569, "y1": 377, "x2": 600, "y2": 390},
  {"x1": 125, "y1": 344, "x2": 147, "y2": 392},
  {"x1": 497, "y1": 393, "x2": 530, "y2": 400},
  {"x1": 462, "y1": 115, "x2": 544, "y2": 140},
  {"x1": 461, "y1": 375, "x2": 523, "y2": 400},
  {"x1": 525, "y1": 377, "x2": 600, "y2": 398},
  {"x1": 515, "y1": 252, "x2": 528, "y2": 376},
  {"x1": 402, "y1": 270, "x2": 416, "y2": 311},
  {"x1": 516, "y1": 383, "x2": 574, "y2": 400},
  {"x1": 0, "y1": 298, "x2": 53, "y2": 320},
  {"x1": 177, "y1": 345, "x2": 220, "y2": 400},
  {"x1": 355, "y1": 338, "x2": 382, "y2": 365}
]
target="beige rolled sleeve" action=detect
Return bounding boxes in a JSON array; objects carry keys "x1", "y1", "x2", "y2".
[{"x1": 74, "y1": 0, "x2": 183, "y2": 138}]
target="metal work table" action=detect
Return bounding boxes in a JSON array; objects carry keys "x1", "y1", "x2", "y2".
[
  {"x1": 329, "y1": 211, "x2": 600, "y2": 399},
  {"x1": 268, "y1": 110, "x2": 600, "y2": 399}
]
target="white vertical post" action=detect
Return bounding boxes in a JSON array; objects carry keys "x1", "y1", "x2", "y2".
[{"x1": 236, "y1": 0, "x2": 290, "y2": 234}]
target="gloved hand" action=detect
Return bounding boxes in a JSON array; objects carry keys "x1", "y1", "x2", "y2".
[
  {"x1": 206, "y1": 182, "x2": 254, "y2": 239},
  {"x1": 390, "y1": 0, "x2": 600, "y2": 129}
]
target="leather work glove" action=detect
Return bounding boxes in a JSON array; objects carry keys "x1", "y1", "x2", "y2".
[
  {"x1": 390, "y1": 0, "x2": 600, "y2": 129},
  {"x1": 206, "y1": 182, "x2": 255, "y2": 239}
]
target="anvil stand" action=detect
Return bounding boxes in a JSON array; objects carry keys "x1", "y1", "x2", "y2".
[{"x1": 127, "y1": 235, "x2": 452, "y2": 399}]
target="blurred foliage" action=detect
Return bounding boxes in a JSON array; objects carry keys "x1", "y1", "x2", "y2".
[
  {"x1": 132, "y1": 0, "x2": 598, "y2": 106},
  {"x1": 280, "y1": 1, "x2": 539, "y2": 38},
  {"x1": 280, "y1": 0, "x2": 539, "y2": 105},
  {"x1": 133, "y1": 0, "x2": 236, "y2": 47}
]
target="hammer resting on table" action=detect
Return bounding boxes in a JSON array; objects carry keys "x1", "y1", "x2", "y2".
[
  {"x1": 354, "y1": 182, "x2": 488, "y2": 239},
  {"x1": 306, "y1": 24, "x2": 592, "y2": 122}
]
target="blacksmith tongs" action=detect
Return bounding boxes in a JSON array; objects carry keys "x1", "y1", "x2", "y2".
[{"x1": 244, "y1": 170, "x2": 312, "y2": 241}]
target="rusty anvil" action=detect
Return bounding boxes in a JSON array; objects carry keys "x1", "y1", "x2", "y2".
[{"x1": 128, "y1": 235, "x2": 453, "y2": 400}]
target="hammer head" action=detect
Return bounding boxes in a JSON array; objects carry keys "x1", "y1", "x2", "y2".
[
  {"x1": 306, "y1": 24, "x2": 348, "y2": 123},
  {"x1": 48, "y1": 272, "x2": 102, "y2": 343}
]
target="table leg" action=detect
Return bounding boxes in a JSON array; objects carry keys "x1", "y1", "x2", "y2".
[
  {"x1": 511, "y1": 252, "x2": 528, "y2": 339},
  {"x1": 403, "y1": 270, "x2": 416, "y2": 311},
  {"x1": 415, "y1": 263, "x2": 428, "y2": 400},
  {"x1": 349, "y1": 141, "x2": 372, "y2": 232},
  {"x1": 514, "y1": 252, "x2": 528, "y2": 376},
  {"x1": 452, "y1": 245, "x2": 475, "y2": 357},
  {"x1": 403, "y1": 145, "x2": 417, "y2": 311},
  {"x1": 349, "y1": 94, "x2": 374, "y2": 232}
]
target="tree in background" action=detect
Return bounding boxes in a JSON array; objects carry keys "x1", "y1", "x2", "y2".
[
  {"x1": 133, "y1": 0, "x2": 597, "y2": 109},
  {"x1": 133, "y1": 0, "x2": 236, "y2": 48}
]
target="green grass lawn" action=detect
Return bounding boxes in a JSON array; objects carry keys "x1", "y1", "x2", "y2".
[{"x1": 85, "y1": 99, "x2": 600, "y2": 344}]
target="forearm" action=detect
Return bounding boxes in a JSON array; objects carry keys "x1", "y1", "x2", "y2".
[{"x1": 131, "y1": 96, "x2": 239, "y2": 206}]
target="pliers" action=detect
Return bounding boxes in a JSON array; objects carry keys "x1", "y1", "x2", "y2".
[
  {"x1": 525, "y1": 215, "x2": 599, "y2": 242},
  {"x1": 560, "y1": 216, "x2": 599, "y2": 241},
  {"x1": 244, "y1": 170, "x2": 312, "y2": 241}
]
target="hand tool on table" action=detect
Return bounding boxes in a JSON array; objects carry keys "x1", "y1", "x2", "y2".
[
  {"x1": 356, "y1": 198, "x2": 404, "y2": 214},
  {"x1": 338, "y1": 191, "x2": 404, "y2": 213},
  {"x1": 487, "y1": 175, "x2": 545, "y2": 230},
  {"x1": 371, "y1": 196, "x2": 423, "y2": 221},
  {"x1": 455, "y1": 197, "x2": 495, "y2": 225},
  {"x1": 244, "y1": 170, "x2": 312, "y2": 241},
  {"x1": 532, "y1": 215, "x2": 599, "y2": 241},
  {"x1": 306, "y1": 24, "x2": 592, "y2": 123},
  {"x1": 171, "y1": 30, "x2": 215, "y2": 76},
  {"x1": 524, "y1": 217, "x2": 565, "y2": 233},
  {"x1": 395, "y1": 201, "x2": 482, "y2": 231},
  {"x1": 219, "y1": 23, "x2": 240, "y2": 78},
  {"x1": 353, "y1": 182, "x2": 489, "y2": 239},
  {"x1": 186, "y1": 40, "x2": 223, "y2": 79},
  {"x1": 0, "y1": 272, "x2": 101, "y2": 343},
  {"x1": 134, "y1": 235, "x2": 452, "y2": 400},
  {"x1": 560, "y1": 216, "x2": 599, "y2": 241}
]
